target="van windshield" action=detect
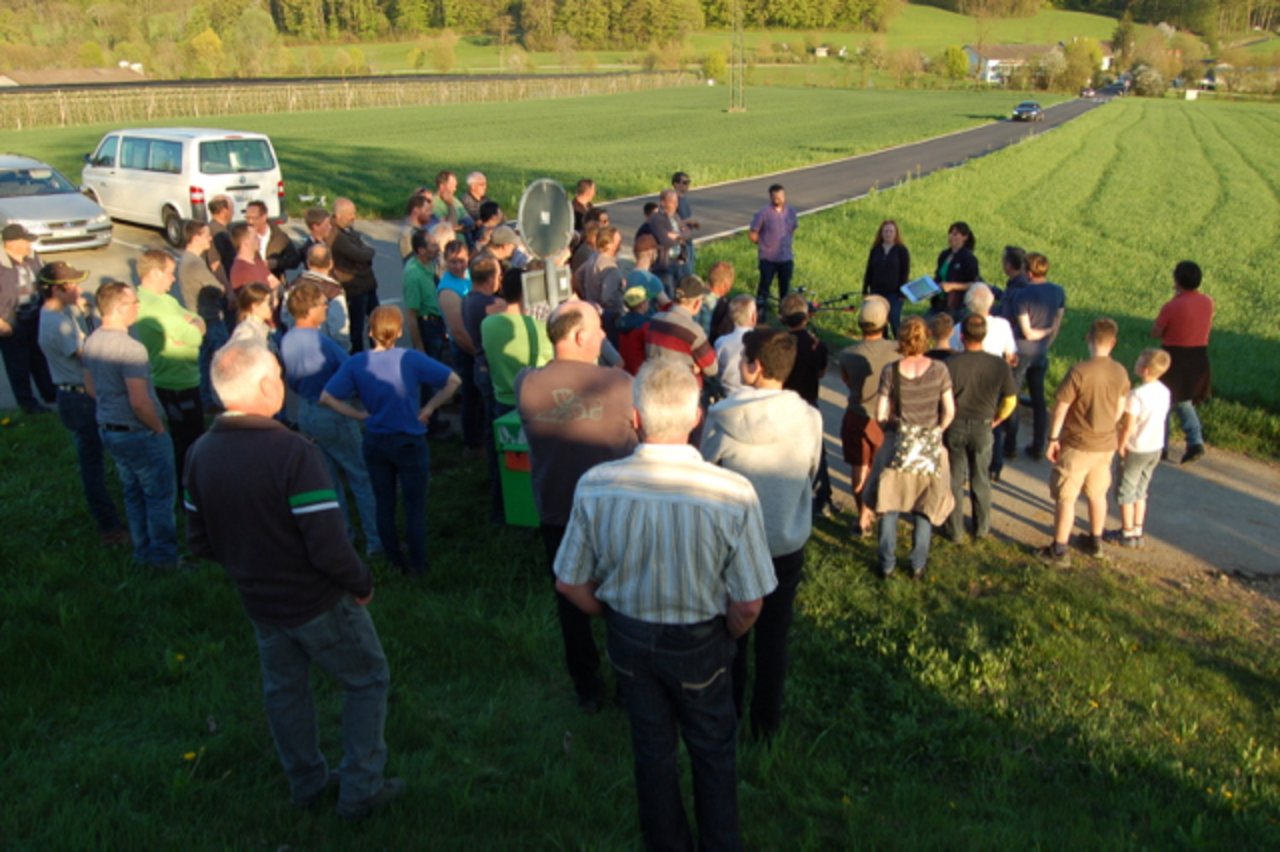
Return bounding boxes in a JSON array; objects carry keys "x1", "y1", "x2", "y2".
[{"x1": 199, "y1": 139, "x2": 276, "y2": 175}]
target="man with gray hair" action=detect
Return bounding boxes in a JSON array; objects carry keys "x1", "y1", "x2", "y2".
[
  {"x1": 184, "y1": 342, "x2": 401, "y2": 820},
  {"x1": 555, "y1": 359, "x2": 776, "y2": 851},
  {"x1": 714, "y1": 294, "x2": 758, "y2": 397},
  {"x1": 645, "y1": 188, "x2": 691, "y2": 296},
  {"x1": 949, "y1": 283, "x2": 1016, "y2": 363}
]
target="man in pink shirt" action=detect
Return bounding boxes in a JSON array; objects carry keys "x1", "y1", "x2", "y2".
[{"x1": 1151, "y1": 260, "x2": 1213, "y2": 464}]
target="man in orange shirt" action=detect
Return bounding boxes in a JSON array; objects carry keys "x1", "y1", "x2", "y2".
[{"x1": 1152, "y1": 261, "x2": 1213, "y2": 464}]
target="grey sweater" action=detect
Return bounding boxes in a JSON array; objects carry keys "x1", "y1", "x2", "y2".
[{"x1": 701, "y1": 387, "x2": 823, "y2": 557}]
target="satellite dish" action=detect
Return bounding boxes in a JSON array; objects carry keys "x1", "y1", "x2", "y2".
[{"x1": 517, "y1": 178, "x2": 574, "y2": 259}]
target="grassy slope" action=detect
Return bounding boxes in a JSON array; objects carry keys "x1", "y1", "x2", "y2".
[
  {"x1": 697, "y1": 97, "x2": 1280, "y2": 456},
  {"x1": 0, "y1": 409, "x2": 1278, "y2": 848},
  {"x1": 0, "y1": 86, "x2": 1053, "y2": 219},
  {"x1": 288, "y1": 5, "x2": 1125, "y2": 74}
]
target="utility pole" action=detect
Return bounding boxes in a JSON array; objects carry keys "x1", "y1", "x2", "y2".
[{"x1": 729, "y1": 0, "x2": 746, "y2": 112}]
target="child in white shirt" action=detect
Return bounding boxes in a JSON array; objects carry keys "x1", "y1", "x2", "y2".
[{"x1": 1111, "y1": 348, "x2": 1173, "y2": 547}]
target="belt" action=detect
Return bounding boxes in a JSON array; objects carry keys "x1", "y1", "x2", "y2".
[
  {"x1": 57, "y1": 383, "x2": 87, "y2": 394},
  {"x1": 101, "y1": 423, "x2": 140, "y2": 432}
]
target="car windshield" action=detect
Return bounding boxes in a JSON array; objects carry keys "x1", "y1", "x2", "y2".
[
  {"x1": 0, "y1": 167, "x2": 78, "y2": 198},
  {"x1": 199, "y1": 139, "x2": 276, "y2": 175},
  {"x1": 1018, "y1": 103, "x2": 1038, "y2": 109}
]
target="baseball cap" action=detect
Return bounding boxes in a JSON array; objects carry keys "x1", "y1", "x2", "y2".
[
  {"x1": 2, "y1": 223, "x2": 37, "y2": 242},
  {"x1": 489, "y1": 225, "x2": 518, "y2": 247},
  {"x1": 859, "y1": 295, "x2": 889, "y2": 328},
  {"x1": 623, "y1": 285, "x2": 650, "y2": 309},
  {"x1": 38, "y1": 261, "x2": 90, "y2": 287}
]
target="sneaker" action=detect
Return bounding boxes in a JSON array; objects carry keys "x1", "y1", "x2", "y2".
[
  {"x1": 1181, "y1": 444, "x2": 1206, "y2": 465},
  {"x1": 1037, "y1": 544, "x2": 1070, "y2": 567},
  {"x1": 989, "y1": 467, "x2": 1002, "y2": 483},
  {"x1": 337, "y1": 778, "x2": 406, "y2": 821},
  {"x1": 1101, "y1": 529, "x2": 1127, "y2": 545},
  {"x1": 1078, "y1": 534, "x2": 1101, "y2": 557},
  {"x1": 1120, "y1": 535, "x2": 1144, "y2": 549}
]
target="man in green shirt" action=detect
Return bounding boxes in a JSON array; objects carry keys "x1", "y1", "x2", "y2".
[
  {"x1": 134, "y1": 249, "x2": 206, "y2": 490},
  {"x1": 403, "y1": 230, "x2": 446, "y2": 363},
  {"x1": 481, "y1": 268, "x2": 553, "y2": 413}
]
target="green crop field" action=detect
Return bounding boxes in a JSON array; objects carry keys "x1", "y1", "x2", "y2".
[
  {"x1": 2, "y1": 409, "x2": 1279, "y2": 848},
  {"x1": 0, "y1": 86, "x2": 1052, "y2": 220},
  {"x1": 698, "y1": 97, "x2": 1280, "y2": 459}
]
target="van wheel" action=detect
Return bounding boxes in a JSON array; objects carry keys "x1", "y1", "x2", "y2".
[{"x1": 162, "y1": 207, "x2": 183, "y2": 247}]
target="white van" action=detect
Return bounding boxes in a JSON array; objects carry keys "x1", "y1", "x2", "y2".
[{"x1": 81, "y1": 128, "x2": 285, "y2": 246}]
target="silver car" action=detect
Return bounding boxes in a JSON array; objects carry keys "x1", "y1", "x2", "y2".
[{"x1": 0, "y1": 154, "x2": 112, "y2": 252}]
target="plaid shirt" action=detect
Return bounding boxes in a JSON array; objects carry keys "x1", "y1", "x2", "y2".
[{"x1": 554, "y1": 443, "x2": 776, "y2": 625}]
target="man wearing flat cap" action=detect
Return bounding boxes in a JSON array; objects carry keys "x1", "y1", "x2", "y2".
[
  {"x1": 0, "y1": 223, "x2": 57, "y2": 413},
  {"x1": 37, "y1": 262, "x2": 128, "y2": 544},
  {"x1": 643, "y1": 274, "x2": 718, "y2": 386}
]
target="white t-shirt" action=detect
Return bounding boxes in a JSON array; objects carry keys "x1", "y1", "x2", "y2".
[
  {"x1": 1125, "y1": 380, "x2": 1171, "y2": 454},
  {"x1": 715, "y1": 326, "x2": 751, "y2": 397},
  {"x1": 950, "y1": 315, "x2": 1016, "y2": 361}
]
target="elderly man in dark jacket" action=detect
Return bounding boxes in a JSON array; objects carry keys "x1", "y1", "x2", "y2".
[
  {"x1": 0, "y1": 224, "x2": 56, "y2": 412},
  {"x1": 329, "y1": 197, "x2": 379, "y2": 353}
]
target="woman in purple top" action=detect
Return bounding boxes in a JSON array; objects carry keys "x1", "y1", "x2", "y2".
[{"x1": 321, "y1": 306, "x2": 461, "y2": 576}]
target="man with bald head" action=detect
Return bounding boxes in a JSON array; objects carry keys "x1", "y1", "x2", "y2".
[
  {"x1": 516, "y1": 300, "x2": 637, "y2": 712},
  {"x1": 330, "y1": 198, "x2": 379, "y2": 353},
  {"x1": 185, "y1": 342, "x2": 400, "y2": 820}
]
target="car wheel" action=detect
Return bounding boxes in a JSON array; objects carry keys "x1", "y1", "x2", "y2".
[{"x1": 162, "y1": 206, "x2": 183, "y2": 247}]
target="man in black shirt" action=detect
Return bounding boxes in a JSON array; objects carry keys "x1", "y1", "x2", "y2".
[
  {"x1": 185, "y1": 342, "x2": 402, "y2": 820},
  {"x1": 943, "y1": 315, "x2": 1017, "y2": 540}
]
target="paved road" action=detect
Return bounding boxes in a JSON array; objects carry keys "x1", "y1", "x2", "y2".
[{"x1": 601, "y1": 98, "x2": 1107, "y2": 245}]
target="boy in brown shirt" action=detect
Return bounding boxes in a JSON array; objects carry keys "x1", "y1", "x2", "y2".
[{"x1": 1041, "y1": 318, "x2": 1130, "y2": 565}]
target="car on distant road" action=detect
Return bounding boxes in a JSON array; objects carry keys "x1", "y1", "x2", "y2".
[
  {"x1": 1011, "y1": 101, "x2": 1044, "y2": 122},
  {"x1": 1080, "y1": 87, "x2": 1096, "y2": 98},
  {"x1": 0, "y1": 154, "x2": 112, "y2": 252}
]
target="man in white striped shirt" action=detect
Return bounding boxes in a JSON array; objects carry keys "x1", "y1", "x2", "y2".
[{"x1": 555, "y1": 360, "x2": 775, "y2": 852}]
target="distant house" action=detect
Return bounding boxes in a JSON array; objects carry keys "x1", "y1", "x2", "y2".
[
  {"x1": 813, "y1": 45, "x2": 830, "y2": 58},
  {"x1": 965, "y1": 41, "x2": 1113, "y2": 84},
  {"x1": 964, "y1": 44, "x2": 1061, "y2": 83},
  {"x1": 0, "y1": 67, "x2": 145, "y2": 87}
]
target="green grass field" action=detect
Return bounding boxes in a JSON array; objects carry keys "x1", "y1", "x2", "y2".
[
  {"x1": 2, "y1": 408, "x2": 1278, "y2": 848},
  {"x1": 287, "y1": 5, "x2": 1127, "y2": 74},
  {"x1": 0, "y1": 86, "x2": 1047, "y2": 220},
  {"x1": 697, "y1": 97, "x2": 1280, "y2": 459}
]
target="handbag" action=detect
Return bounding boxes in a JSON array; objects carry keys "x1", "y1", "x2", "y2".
[{"x1": 887, "y1": 364, "x2": 943, "y2": 477}]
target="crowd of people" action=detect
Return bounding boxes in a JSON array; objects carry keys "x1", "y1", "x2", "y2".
[{"x1": 0, "y1": 170, "x2": 1216, "y2": 841}]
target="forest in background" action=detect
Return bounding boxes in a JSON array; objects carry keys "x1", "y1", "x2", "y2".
[{"x1": 0, "y1": 0, "x2": 1275, "y2": 80}]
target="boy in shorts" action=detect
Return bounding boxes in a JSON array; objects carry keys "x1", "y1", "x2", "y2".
[
  {"x1": 1041, "y1": 318, "x2": 1130, "y2": 565},
  {"x1": 1108, "y1": 348, "x2": 1172, "y2": 548}
]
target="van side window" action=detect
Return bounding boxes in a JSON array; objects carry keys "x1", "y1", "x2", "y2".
[
  {"x1": 149, "y1": 140, "x2": 183, "y2": 175},
  {"x1": 92, "y1": 136, "x2": 119, "y2": 168},
  {"x1": 121, "y1": 137, "x2": 149, "y2": 170}
]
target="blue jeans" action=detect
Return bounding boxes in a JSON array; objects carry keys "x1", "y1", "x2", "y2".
[
  {"x1": 945, "y1": 418, "x2": 994, "y2": 539},
  {"x1": 451, "y1": 344, "x2": 482, "y2": 450},
  {"x1": 756, "y1": 258, "x2": 794, "y2": 312},
  {"x1": 0, "y1": 308, "x2": 55, "y2": 408},
  {"x1": 878, "y1": 511, "x2": 932, "y2": 576},
  {"x1": 57, "y1": 389, "x2": 123, "y2": 533},
  {"x1": 886, "y1": 294, "x2": 905, "y2": 339},
  {"x1": 997, "y1": 348, "x2": 1048, "y2": 467},
  {"x1": 417, "y1": 315, "x2": 449, "y2": 364},
  {"x1": 540, "y1": 524, "x2": 603, "y2": 701},
  {"x1": 606, "y1": 610, "x2": 742, "y2": 852},
  {"x1": 251, "y1": 596, "x2": 390, "y2": 808},
  {"x1": 362, "y1": 431, "x2": 429, "y2": 575},
  {"x1": 297, "y1": 398, "x2": 381, "y2": 554},
  {"x1": 101, "y1": 428, "x2": 177, "y2": 565},
  {"x1": 1169, "y1": 400, "x2": 1203, "y2": 447},
  {"x1": 197, "y1": 319, "x2": 229, "y2": 409}
]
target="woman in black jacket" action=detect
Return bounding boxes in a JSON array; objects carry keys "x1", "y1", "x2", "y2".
[
  {"x1": 933, "y1": 221, "x2": 980, "y2": 316},
  {"x1": 862, "y1": 219, "x2": 910, "y2": 337}
]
